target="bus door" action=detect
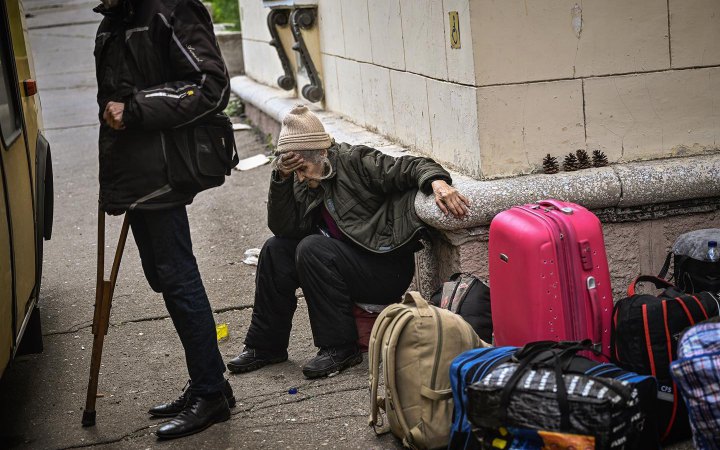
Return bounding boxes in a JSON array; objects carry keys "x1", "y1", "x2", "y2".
[{"x1": 0, "y1": 4, "x2": 37, "y2": 347}]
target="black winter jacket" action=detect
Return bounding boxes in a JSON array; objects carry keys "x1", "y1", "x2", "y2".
[
  {"x1": 94, "y1": 0, "x2": 229, "y2": 212},
  {"x1": 267, "y1": 144, "x2": 452, "y2": 253}
]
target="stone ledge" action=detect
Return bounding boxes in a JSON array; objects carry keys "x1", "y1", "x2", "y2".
[{"x1": 231, "y1": 75, "x2": 720, "y2": 230}]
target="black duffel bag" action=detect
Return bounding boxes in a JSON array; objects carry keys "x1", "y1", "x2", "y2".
[
  {"x1": 430, "y1": 273, "x2": 492, "y2": 342},
  {"x1": 611, "y1": 275, "x2": 720, "y2": 443},
  {"x1": 467, "y1": 340, "x2": 658, "y2": 450},
  {"x1": 168, "y1": 113, "x2": 239, "y2": 194},
  {"x1": 658, "y1": 228, "x2": 720, "y2": 294}
]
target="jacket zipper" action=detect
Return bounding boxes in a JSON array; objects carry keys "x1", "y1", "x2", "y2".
[{"x1": 321, "y1": 197, "x2": 423, "y2": 255}]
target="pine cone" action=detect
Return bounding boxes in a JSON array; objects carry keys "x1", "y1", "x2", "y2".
[
  {"x1": 563, "y1": 153, "x2": 579, "y2": 171},
  {"x1": 542, "y1": 153, "x2": 559, "y2": 174},
  {"x1": 576, "y1": 149, "x2": 591, "y2": 169},
  {"x1": 592, "y1": 150, "x2": 608, "y2": 167}
]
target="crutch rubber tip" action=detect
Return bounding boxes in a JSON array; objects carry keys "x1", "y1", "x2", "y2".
[{"x1": 81, "y1": 410, "x2": 96, "y2": 427}]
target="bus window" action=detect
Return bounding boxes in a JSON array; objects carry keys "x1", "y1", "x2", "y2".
[{"x1": 0, "y1": 34, "x2": 21, "y2": 144}]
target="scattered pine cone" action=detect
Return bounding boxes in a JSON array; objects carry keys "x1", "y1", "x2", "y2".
[
  {"x1": 542, "y1": 154, "x2": 559, "y2": 174},
  {"x1": 592, "y1": 150, "x2": 608, "y2": 167},
  {"x1": 576, "y1": 149, "x2": 592, "y2": 169},
  {"x1": 563, "y1": 153, "x2": 579, "y2": 171}
]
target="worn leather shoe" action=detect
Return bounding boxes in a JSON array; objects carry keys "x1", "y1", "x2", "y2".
[
  {"x1": 226, "y1": 346, "x2": 288, "y2": 374},
  {"x1": 148, "y1": 379, "x2": 236, "y2": 418},
  {"x1": 302, "y1": 344, "x2": 362, "y2": 379},
  {"x1": 155, "y1": 394, "x2": 230, "y2": 440}
]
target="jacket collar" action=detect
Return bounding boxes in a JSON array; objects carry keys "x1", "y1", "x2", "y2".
[{"x1": 93, "y1": 0, "x2": 135, "y2": 22}]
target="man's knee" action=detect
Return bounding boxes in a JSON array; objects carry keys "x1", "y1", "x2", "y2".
[{"x1": 295, "y1": 235, "x2": 333, "y2": 266}]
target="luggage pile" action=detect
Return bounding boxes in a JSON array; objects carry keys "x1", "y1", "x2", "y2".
[{"x1": 368, "y1": 202, "x2": 720, "y2": 449}]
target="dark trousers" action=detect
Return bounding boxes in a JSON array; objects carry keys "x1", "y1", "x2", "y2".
[
  {"x1": 244, "y1": 235, "x2": 415, "y2": 351},
  {"x1": 128, "y1": 207, "x2": 225, "y2": 396}
]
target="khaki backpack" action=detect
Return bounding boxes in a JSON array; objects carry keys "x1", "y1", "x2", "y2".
[{"x1": 368, "y1": 291, "x2": 487, "y2": 449}]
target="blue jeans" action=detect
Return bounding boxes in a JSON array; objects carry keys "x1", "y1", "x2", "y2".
[{"x1": 128, "y1": 207, "x2": 225, "y2": 396}]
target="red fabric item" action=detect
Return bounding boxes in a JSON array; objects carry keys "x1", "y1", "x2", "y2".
[
  {"x1": 353, "y1": 306, "x2": 380, "y2": 353},
  {"x1": 321, "y1": 205, "x2": 344, "y2": 240}
]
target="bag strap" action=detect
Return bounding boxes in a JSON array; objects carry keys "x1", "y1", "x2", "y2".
[
  {"x1": 658, "y1": 252, "x2": 674, "y2": 280},
  {"x1": 383, "y1": 310, "x2": 417, "y2": 440},
  {"x1": 403, "y1": 291, "x2": 433, "y2": 317},
  {"x1": 452, "y1": 275, "x2": 479, "y2": 313},
  {"x1": 627, "y1": 275, "x2": 677, "y2": 296},
  {"x1": 500, "y1": 341, "x2": 597, "y2": 431},
  {"x1": 368, "y1": 305, "x2": 401, "y2": 430}
]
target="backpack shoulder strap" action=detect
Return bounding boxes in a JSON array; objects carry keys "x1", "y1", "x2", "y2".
[
  {"x1": 368, "y1": 304, "x2": 404, "y2": 430},
  {"x1": 383, "y1": 309, "x2": 417, "y2": 430},
  {"x1": 658, "y1": 251, "x2": 673, "y2": 280}
]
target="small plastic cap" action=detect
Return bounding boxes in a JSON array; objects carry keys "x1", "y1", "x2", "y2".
[{"x1": 710, "y1": 241, "x2": 718, "y2": 247}]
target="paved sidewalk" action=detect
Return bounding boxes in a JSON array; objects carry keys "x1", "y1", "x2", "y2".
[{"x1": 0, "y1": 1, "x2": 695, "y2": 449}]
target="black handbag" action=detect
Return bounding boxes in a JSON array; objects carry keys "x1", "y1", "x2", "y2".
[
  {"x1": 430, "y1": 273, "x2": 492, "y2": 342},
  {"x1": 167, "y1": 113, "x2": 239, "y2": 194},
  {"x1": 611, "y1": 275, "x2": 720, "y2": 443},
  {"x1": 658, "y1": 229, "x2": 720, "y2": 294}
]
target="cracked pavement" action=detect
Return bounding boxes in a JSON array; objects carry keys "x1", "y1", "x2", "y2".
[{"x1": 0, "y1": 1, "x2": 399, "y2": 448}]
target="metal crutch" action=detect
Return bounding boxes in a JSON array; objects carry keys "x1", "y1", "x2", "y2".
[{"x1": 82, "y1": 206, "x2": 130, "y2": 427}]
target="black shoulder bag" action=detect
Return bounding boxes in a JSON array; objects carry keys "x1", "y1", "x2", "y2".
[{"x1": 167, "y1": 113, "x2": 239, "y2": 194}]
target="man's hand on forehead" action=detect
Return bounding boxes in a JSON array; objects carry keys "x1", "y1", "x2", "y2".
[{"x1": 277, "y1": 152, "x2": 305, "y2": 179}]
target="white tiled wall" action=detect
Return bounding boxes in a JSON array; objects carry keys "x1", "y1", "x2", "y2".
[
  {"x1": 390, "y1": 70, "x2": 432, "y2": 152},
  {"x1": 360, "y1": 63, "x2": 395, "y2": 136},
  {"x1": 400, "y1": 0, "x2": 448, "y2": 81},
  {"x1": 321, "y1": 54, "x2": 341, "y2": 112},
  {"x1": 335, "y1": 57, "x2": 366, "y2": 125},
  {"x1": 427, "y1": 79, "x2": 481, "y2": 176},
  {"x1": 368, "y1": 0, "x2": 406, "y2": 71},
  {"x1": 340, "y1": 0, "x2": 373, "y2": 63},
  {"x1": 585, "y1": 68, "x2": 720, "y2": 162},
  {"x1": 240, "y1": 0, "x2": 720, "y2": 179},
  {"x1": 318, "y1": 0, "x2": 346, "y2": 57},
  {"x1": 574, "y1": 0, "x2": 669, "y2": 77},
  {"x1": 670, "y1": 0, "x2": 720, "y2": 68},
  {"x1": 443, "y1": 0, "x2": 474, "y2": 85},
  {"x1": 477, "y1": 80, "x2": 585, "y2": 177}
]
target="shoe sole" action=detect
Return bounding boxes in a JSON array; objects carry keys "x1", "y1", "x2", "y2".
[
  {"x1": 226, "y1": 356, "x2": 287, "y2": 374},
  {"x1": 155, "y1": 409, "x2": 231, "y2": 440},
  {"x1": 302, "y1": 353, "x2": 363, "y2": 379}
]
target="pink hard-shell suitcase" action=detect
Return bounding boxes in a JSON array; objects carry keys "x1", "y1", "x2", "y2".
[{"x1": 489, "y1": 199, "x2": 613, "y2": 361}]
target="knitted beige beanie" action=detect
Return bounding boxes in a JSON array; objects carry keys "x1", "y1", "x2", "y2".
[{"x1": 276, "y1": 104, "x2": 332, "y2": 153}]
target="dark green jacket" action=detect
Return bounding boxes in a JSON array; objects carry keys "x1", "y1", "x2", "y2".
[{"x1": 267, "y1": 143, "x2": 452, "y2": 253}]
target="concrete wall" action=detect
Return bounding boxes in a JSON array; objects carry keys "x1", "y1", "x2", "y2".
[{"x1": 239, "y1": 0, "x2": 720, "y2": 179}]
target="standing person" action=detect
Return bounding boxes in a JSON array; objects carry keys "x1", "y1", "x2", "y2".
[
  {"x1": 94, "y1": 0, "x2": 234, "y2": 439},
  {"x1": 227, "y1": 105, "x2": 470, "y2": 379}
]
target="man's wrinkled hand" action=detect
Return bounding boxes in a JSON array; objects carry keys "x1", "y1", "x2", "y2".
[
  {"x1": 103, "y1": 101, "x2": 126, "y2": 130},
  {"x1": 431, "y1": 180, "x2": 470, "y2": 218},
  {"x1": 277, "y1": 151, "x2": 305, "y2": 179}
]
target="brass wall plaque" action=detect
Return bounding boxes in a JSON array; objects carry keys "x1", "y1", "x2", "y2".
[{"x1": 449, "y1": 11, "x2": 461, "y2": 49}]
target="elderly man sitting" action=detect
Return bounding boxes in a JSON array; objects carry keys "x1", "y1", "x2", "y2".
[{"x1": 227, "y1": 105, "x2": 469, "y2": 378}]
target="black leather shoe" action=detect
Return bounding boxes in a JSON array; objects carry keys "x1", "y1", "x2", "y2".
[
  {"x1": 148, "y1": 379, "x2": 236, "y2": 418},
  {"x1": 226, "y1": 347, "x2": 288, "y2": 374},
  {"x1": 155, "y1": 394, "x2": 230, "y2": 440},
  {"x1": 302, "y1": 345, "x2": 362, "y2": 379}
]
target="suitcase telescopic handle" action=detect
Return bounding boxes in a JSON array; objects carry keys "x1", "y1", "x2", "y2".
[{"x1": 536, "y1": 199, "x2": 574, "y2": 214}]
